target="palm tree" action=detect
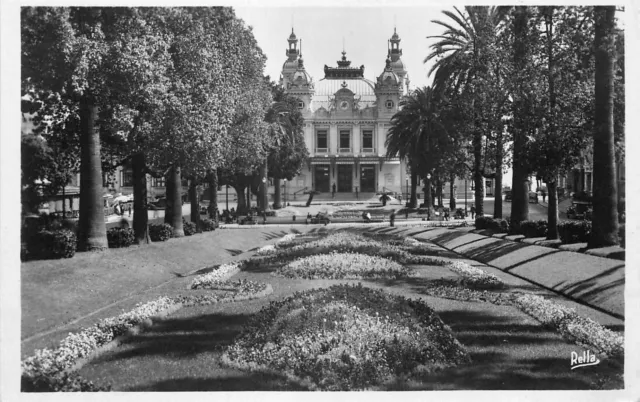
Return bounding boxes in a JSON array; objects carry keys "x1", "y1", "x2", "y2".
[
  {"x1": 589, "y1": 6, "x2": 619, "y2": 247},
  {"x1": 386, "y1": 87, "x2": 447, "y2": 211},
  {"x1": 426, "y1": 6, "x2": 509, "y2": 219}
]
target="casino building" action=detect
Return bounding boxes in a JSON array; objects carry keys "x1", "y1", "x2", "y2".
[{"x1": 280, "y1": 28, "x2": 410, "y2": 200}]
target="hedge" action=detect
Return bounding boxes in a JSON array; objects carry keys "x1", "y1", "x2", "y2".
[
  {"x1": 27, "y1": 230, "x2": 77, "y2": 259},
  {"x1": 149, "y1": 223, "x2": 174, "y2": 242},
  {"x1": 475, "y1": 216, "x2": 492, "y2": 230},
  {"x1": 107, "y1": 227, "x2": 135, "y2": 248},
  {"x1": 557, "y1": 221, "x2": 591, "y2": 244},
  {"x1": 200, "y1": 218, "x2": 217, "y2": 232},
  {"x1": 519, "y1": 220, "x2": 548, "y2": 238},
  {"x1": 488, "y1": 218, "x2": 510, "y2": 233},
  {"x1": 182, "y1": 218, "x2": 197, "y2": 236}
]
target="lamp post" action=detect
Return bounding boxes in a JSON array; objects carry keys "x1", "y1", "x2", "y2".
[
  {"x1": 405, "y1": 177, "x2": 409, "y2": 202},
  {"x1": 464, "y1": 179, "x2": 467, "y2": 216},
  {"x1": 226, "y1": 185, "x2": 229, "y2": 212},
  {"x1": 261, "y1": 176, "x2": 267, "y2": 212},
  {"x1": 426, "y1": 173, "x2": 432, "y2": 221}
]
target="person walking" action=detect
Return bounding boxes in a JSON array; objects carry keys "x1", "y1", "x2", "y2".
[
  {"x1": 332, "y1": 183, "x2": 336, "y2": 199},
  {"x1": 470, "y1": 205, "x2": 476, "y2": 219},
  {"x1": 390, "y1": 209, "x2": 396, "y2": 227},
  {"x1": 541, "y1": 189, "x2": 547, "y2": 203}
]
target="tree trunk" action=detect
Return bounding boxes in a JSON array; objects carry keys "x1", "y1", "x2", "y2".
[
  {"x1": 164, "y1": 165, "x2": 184, "y2": 237},
  {"x1": 589, "y1": 6, "x2": 618, "y2": 247},
  {"x1": 131, "y1": 152, "x2": 149, "y2": 244},
  {"x1": 306, "y1": 192, "x2": 315, "y2": 207},
  {"x1": 472, "y1": 119, "x2": 484, "y2": 217},
  {"x1": 449, "y1": 175, "x2": 456, "y2": 211},
  {"x1": 546, "y1": 179, "x2": 559, "y2": 240},
  {"x1": 189, "y1": 178, "x2": 200, "y2": 230},
  {"x1": 424, "y1": 177, "x2": 432, "y2": 212},
  {"x1": 246, "y1": 186, "x2": 251, "y2": 212},
  {"x1": 494, "y1": 128, "x2": 504, "y2": 218},
  {"x1": 273, "y1": 177, "x2": 282, "y2": 209},
  {"x1": 234, "y1": 184, "x2": 247, "y2": 214},
  {"x1": 208, "y1": 169, "x2": 218, "y2": 222},
  {"x1": 510, "y1": 6, "x2": 531, "y2": 230},
  {"x1": 409, "y1": 170, "x2": 418, "y2": 208},
  {"x1": 77, "y1": 100, "x2": 107, "y2": 251}
]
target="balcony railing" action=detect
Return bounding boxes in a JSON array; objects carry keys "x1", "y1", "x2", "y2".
[
  {"x1": 361, "y1": 148, "x2": 374, "y2": 153},
  {"x1": 315, "y1": 148, "x2": 328, "y2": 154},
  {"x1": 339, "y1": 148, "x2": 351, "y2": 153}
]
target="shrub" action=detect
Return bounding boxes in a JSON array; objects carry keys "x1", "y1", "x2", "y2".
[
  {"x1": 519, "y1": 220, "x2": 548, "y2": 238},
  {"x1": 149, "y1": 223, "x2": 173, "y2": 242},
  {"x1": 182, "y1": 218, "x2": 197, "y2": 236},
  {"x1": 27, "y1": 230, "x2": 77, "y2": 259},
  {"x1": 557, "y1": 221, "x2": 591, "y2": 244},
  {"x1": 475, "y1": 216, "x2": 492, "y2": 229},
  {"x1": 488, "y1": 218, "x2": 510, "y2": 233},
  {"x1": 200, "y1": 218, "x2": 217, "y2": 232},
  {"x1": 107, "y1": 227, "x2": 134, "y2": 248},
  {"x1": 618, "y1": 224, "x2": 625, "y2": 248}
]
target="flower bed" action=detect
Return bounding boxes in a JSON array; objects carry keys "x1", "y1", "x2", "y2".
[
  {"x1": 189, "y1": 278, "x2": 268, "y2": 294},
  {"x1": 189, "y1": 262, "x2": 241, "y2": 289},
  {"x1": 418, "y1": 280, "x2": 624, "y2": 360},
  {"x1": 22, "y1": 283, "x2": 273, "y2": 392},
  {"x1": 255, "y1": 232, "x2": 447, "y2": 266},
  {"x1": 22, "y1": 297, "x2": 179, "y2": 392},
  {"x1": 275, "y1": 252, "x2": 414, "y2": 280},
  {"x1": 222, "y1": 284, "x2": 470, "y2": 391},
  {"x1": 446, "y1": 261, "x2": 505, "y2": 289},
  {"x1": 511, "y1": 293, "x2": 624, "y2": 358}
]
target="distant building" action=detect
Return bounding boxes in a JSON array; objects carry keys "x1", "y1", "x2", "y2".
[{"x1": 280, "y1": 28, "x2": 410, "y2": 199}]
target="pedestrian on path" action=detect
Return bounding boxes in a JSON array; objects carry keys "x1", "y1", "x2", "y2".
[
  {"x1": 332, "y1": 183, "x2": 336, "y2": 199},
  {"x1": 470, "y1": 205, "x2": 476, "y2": 219},
  {"x1": 542, "y1": 190, "x2": 547, "y2": 203},
  {"x1": 390, "y1": 210, "x2": 396, "y2": 227}
]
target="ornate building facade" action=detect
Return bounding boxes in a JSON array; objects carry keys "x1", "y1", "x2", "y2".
[{"x1": 280, "y1": 28, "x2": 410, "y2": 198}]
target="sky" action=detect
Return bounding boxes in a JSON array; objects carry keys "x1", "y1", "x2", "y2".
[{"x1": 234, "y1": 6, "x2": 455, "y2": 90}]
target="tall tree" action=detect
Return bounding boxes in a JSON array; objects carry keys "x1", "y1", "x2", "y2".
[
  {"x1": 427, "y1": 6, "x2": 509, "y2": 218},
  {"x1": 266, "y1": 95, "x2": 308, "y2": 210},
  {"x1": 386, "y1": 87, "x2": 449, "y2": 213},
  {"x1": 21, "y1": 8, "x2": 115, "y2": 251},
  {"x1": 589, "y1": 6, "x2": 618, "y2": 247}
]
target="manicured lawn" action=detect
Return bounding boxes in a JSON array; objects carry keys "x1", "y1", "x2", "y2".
[
  {"x1": 21, "y1": 226, "x2": 322, "y2": 357},
  {"x1": 65, "y1": 229, "x2": 622, "y2": 391}
]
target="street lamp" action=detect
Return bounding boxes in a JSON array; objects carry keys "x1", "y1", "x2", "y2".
[
  {"x1": 405, "y1": 177, "x2": 409, "y2": 202},
  {"x1": 226, "y1": 185, "x2": 229, "y2": 212},
  {"x1": 261, "y1": 176, "x2": 267, "y2": 211},
  {"x1": 426, "y1": 173, "x2": 432, "y2": 221}
]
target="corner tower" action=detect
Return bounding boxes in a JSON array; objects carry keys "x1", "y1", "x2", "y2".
[
  {"x1": 388, "y1": 28, "x2": 408, "y2": 94},
  {"x1": 281, "y1": 28, "x2": 300, "y2": 89}
]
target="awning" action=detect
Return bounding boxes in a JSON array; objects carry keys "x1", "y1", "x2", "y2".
[
  {"x1": 336, "y1": 158, "x2": 355, "y2": 165},
  {"x1": 310, "y1": 160, "x2": 331, "y2": 165},
  {"x1": 383, "y1": 159, "x2": 401, "y2": 165}
]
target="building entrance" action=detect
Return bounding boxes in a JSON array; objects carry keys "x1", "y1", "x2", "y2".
[
  {"x1": 314, "y1": 165, "x2": 330, "y2": 192},
  {"x1": 360, "y1": 165, "x2": 375, "y2": 192},
  {"x1": 337, "y1": 165, "x2": 353, "y2": 192}
]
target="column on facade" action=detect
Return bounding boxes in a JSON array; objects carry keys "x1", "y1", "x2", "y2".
[
  {"x1": 352, "y1": 123, "x2": 361, "y2": 155},
  {"x1": 329, "y1": 123, "x2": 338, "y2": 155}
]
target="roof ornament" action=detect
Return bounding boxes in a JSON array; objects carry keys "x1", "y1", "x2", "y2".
[{"x1": 341, "y1": 81, "x2": 348, "y2": 88}]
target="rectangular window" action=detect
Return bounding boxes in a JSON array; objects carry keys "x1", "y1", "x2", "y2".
[
  {"x1": 339, "y1": 130, "x2": 350, "y2": 151},
  {"x1": 152, "y1": 177, "x2": 166, "y2": 187},
  {"x1": 121, "y1": 169, "x2": 134, "y2": 187},
  {"x1": 316, "y1": 130, "x2": 328, "y2": 150},
  {"x1": 362, "y1": 130, "x2": 373, "y2": 150}
]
